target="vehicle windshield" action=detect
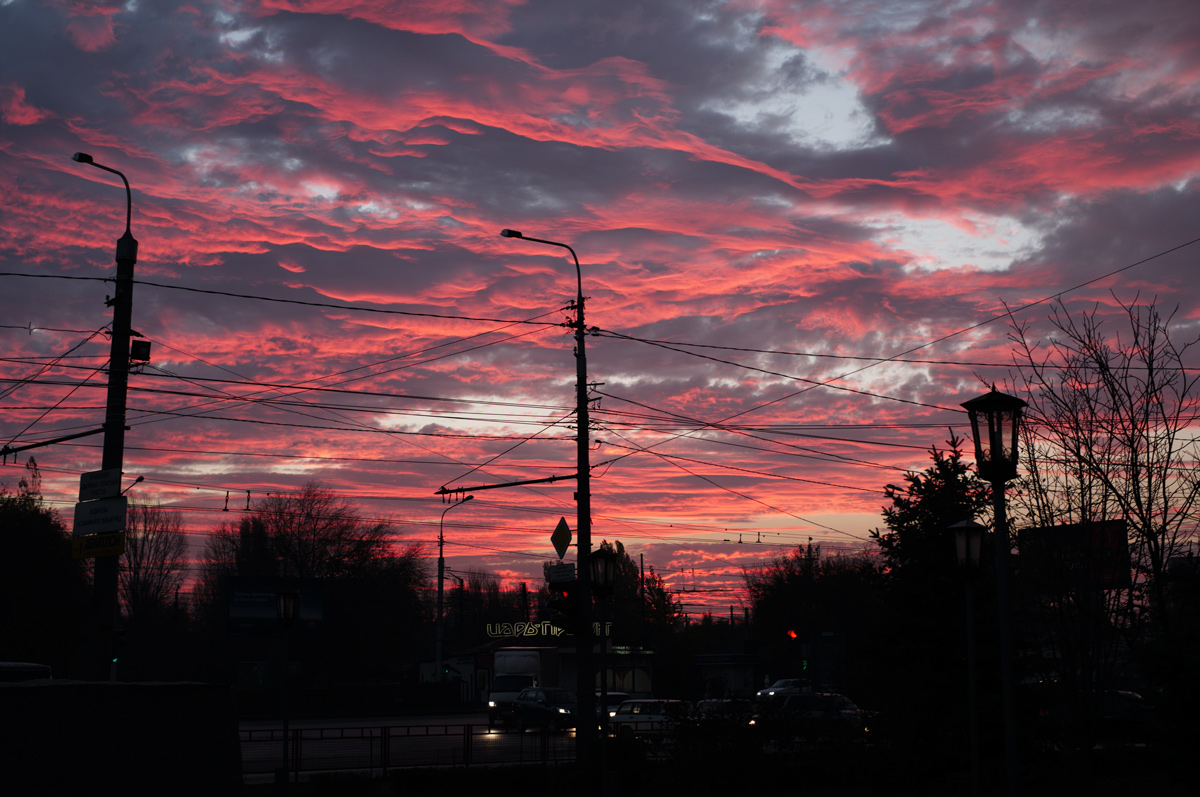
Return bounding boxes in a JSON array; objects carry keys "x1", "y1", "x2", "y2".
[{"x1": 493, "y1": 675, "x2": 534, "y2": 691}]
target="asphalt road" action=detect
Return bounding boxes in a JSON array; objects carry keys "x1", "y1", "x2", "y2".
[{"x1": 240, "y1": 712, "x2": 578, "y2": 778}]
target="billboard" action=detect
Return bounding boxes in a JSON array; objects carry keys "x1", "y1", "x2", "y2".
[
  {"x1": 1020, "y1": 519, "x2": 1132, "y2": 591},
  {"x1": 226, "y1": 577, "x2": 324, "y2": 636}
]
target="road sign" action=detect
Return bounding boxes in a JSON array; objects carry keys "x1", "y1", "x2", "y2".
[
  {"x1": 72, "y1": 496, "x2": 127, "y2": 537},
  {"x1": 549, "y1": 562, "x2": 576, "y2": 583},
  {"x1": 71, "y1": 531, "x2": 125, "y2": 560},
  {"x1": 78, "y1": 468, "x2": 122, "y2": 501},
  {"x1": 551, "y1": 516, "x2": 572, "y2": 559}
]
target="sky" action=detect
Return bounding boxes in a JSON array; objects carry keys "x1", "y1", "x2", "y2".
[{"x1": 2, "y1": 0, "x2": 1199, "y2": 616}]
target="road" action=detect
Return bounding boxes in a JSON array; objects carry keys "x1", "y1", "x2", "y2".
[
  {"x1": 240, "y1": 712, "x2": 578, "y2": 778},
  {"x1": 240, "y1": 710, "x2": 492, "y2": 731}
]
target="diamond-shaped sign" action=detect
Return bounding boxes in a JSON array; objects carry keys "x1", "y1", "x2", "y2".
[{"x1": 551, "y1": 517, "x2": 572, "y2": 560}]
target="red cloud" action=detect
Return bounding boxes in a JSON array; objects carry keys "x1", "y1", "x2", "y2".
[{"x1": 0, "y1": 85, "x2": 50, "y2": 126}]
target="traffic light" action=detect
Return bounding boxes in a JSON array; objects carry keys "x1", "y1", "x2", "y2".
[{"x1": 547, "y1": 579, "x2": 578, "y2": 632}]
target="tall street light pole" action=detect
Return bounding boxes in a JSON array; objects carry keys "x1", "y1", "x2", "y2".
[
  {"x1": 499, "y1": 228, "x2": 596, "y2": 767},
  {"x1": 73, "y1": 152, "x2": 137, "y2": 680},
  {"x1": 437, "y1": 494, "x2": 473, "y2": 683},
  {"x1": 963, "y1": 386, "x2": 1026, "y2": 797}
]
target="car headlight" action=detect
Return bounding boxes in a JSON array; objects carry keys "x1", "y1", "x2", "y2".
[
  {"x1": 488, "y1": 701, "x2": 496, "y2": 708},
  {"x1": 558, "y1": 707, "x2": 570, "y2": 714}
]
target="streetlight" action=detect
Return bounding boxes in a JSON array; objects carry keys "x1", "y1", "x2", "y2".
[
  {"x1": 950, "y1": 518, "x2": 985, "y2": 797},
  {"x1": 72, "y1": 151, "x2": 139, "y2": 680},
  {"x1": 499, "y1": 227, "x2": 597, "y2": 766},
  {"x1": 437, "y1": 495, "x2": 473, "y2": 683},
  {"x1": 962, "y1": 386, "x2": 1026, "y2": 797}
]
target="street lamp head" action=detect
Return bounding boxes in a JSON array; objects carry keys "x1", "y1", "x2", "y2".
[
  {"x1": 499, "y1": 228, "x2": 523, "y2": 238},
  {"x1": 276, "y1": 589, "x2": 300, "y2": 627},
  {"x1": 950, "y1": 519, "x2": 986, "y2": 568},
  {"x1": 72, "y1": 152, "x2": 94, "y2": 164},
  {"x1": 962, "y1": 386, "x2": 1026, "y2": 483},
  {"x1": 590, "y1": 546, "x2": 618, "y2": 597}
]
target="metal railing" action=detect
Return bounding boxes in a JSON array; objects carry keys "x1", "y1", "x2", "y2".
[{"x1": 241, "y1": 723, "x2": 577, "y2": 779}]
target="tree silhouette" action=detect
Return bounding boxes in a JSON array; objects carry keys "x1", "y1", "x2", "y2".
[
  {"x1": 1011, "y1": 296, "x2": 1200, "y2": 634},
  {"x1": 1010, "y1": 296, "x2": 1200, "y2": 746},
  {"x1": 120, "y1": 502, "x2": 188, "y2": 623},
  {"x1": 872, "y1": 434, "x2": 991, "y2": 582},
  {"x1": 744, "y1": 542, "x2": 882, "y2": 696},
  {"x1": 869, "y1": 437, "x2": 992, "y2": 748},
  {"x1": 192, "y1": 482, "x2": 426, "y2": 683},
  {"x1": 0, "y1": 459, "x2": 90, "y2": 675},
  {"x1": 596, "y1": 539, "x2": 683, "y2": 648}
]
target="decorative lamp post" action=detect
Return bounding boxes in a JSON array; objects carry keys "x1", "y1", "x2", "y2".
[
  {"x1": 963, "y1": 387, "x2": 1026, "y2": 483},
  {"x1": 953, "y1": 518, "x2": 985, "y2": 569},
  {"x1": 950, "y1": 518, "x2": 985, "y2": 797},
  {"x1": 499, "y1": 228, "x2": 597, "y2": 766},
  {"x1": 590, "y1": 545, "x2": 618, "y2": 693},
  {"x1": 962, "y1": 386, "x2": 1026, "y2": 797},
  {"x1": 437, "y1": 494, "x2": 473, "y2": 683},
  {"x1": 590, "y1": 546, "x2": 617, "y2": 594}
]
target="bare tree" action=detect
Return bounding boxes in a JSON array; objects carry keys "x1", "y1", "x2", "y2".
[
  {"x1": 1010, "y1": 296, "x2": 1200, "y2": 629},
  {"x1": 258, "y1": 482, "x2": 391, "y2": 579},
  {"x1": 121, "y1": 502, "x2": 189, "y2": 622},
  {"x1": 192, "y1": 482, "x2": 397, "y2": 621},
  {"x1": 1009, "y1": 296, "x2": 1200, "y2": 745},
  {"x1": 190, "y1": 483, "x2": 426, "y2": 680}
]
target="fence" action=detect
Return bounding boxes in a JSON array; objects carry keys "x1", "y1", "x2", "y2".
[{"x1": 240, "y1": 723, "x2": 578, "y2": 779}]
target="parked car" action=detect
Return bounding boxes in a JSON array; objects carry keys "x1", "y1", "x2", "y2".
[
  {"x1": 609, "y1": 699, "x2": 689, "y2": 741},
  {"x1": 755, "y1": 678, "x2": 810, "y2": 699},
  {"x1": 597, "y1": 691, "x2": 632, "y2": 721},
  {"x1": 695, "y1": 698, "x2": 753, "y2": 721},
  {"x1": 751, "y1": 692, "x2": 869, "y2": 743},
  {"x1": 488, "y1": 674, "x2": 535, "y2": 728},
  {"x1": 512, "y1": 687, "x2": 578, "y2": 731}
]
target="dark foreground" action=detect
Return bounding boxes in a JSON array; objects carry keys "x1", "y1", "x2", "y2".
[{"x1": 244, "y1": 744, "x2": 1191, "y2": 797}]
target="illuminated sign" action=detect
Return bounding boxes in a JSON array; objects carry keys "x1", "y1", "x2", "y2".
[
  {"x1": 486, "y1": 621, "x2": 613, "y2": 639},
  {"x1": 70, "y1": 531, "x2": 125, "y2": 560}
]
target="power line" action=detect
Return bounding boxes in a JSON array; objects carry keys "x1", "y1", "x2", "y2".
[
  {"x1": 601, "y1": 438, "x2": 878, "y2": 494},
  {"x1": 598, "y1": 328, "x2": 963, "y2": 413},
  {"x1": 0, "y1": 272, "x2": 565, "y2": 327}
]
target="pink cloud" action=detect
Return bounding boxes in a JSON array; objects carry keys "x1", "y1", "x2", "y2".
[
  {"x1": 0, "y1": 85, "x2": 50, "y2": 126},
  {"x1": 57, "y1": 1, "x2": 124, "y2": 52}
]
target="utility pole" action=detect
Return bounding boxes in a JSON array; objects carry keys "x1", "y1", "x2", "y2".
[
  {"x1": 73, "y1": 152, "x2": 137, "y2": 680},
  {"x1": 499, "y1": 229, "x2": 596, "y2": 770}
]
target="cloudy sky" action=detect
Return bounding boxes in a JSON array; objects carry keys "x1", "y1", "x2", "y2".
[{"x1": 2, "y1": 0, "x2": 1198, "y2": 614}]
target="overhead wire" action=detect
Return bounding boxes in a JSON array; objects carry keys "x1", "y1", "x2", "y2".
[
  {"x1": 590, "y1": 233, "x2": 1200, "y2": 464},
  {"x1": 0, "y1": 271, "x2": 563, "y2": 327},
  {"x1": 601, "y1": 429, "x2": 869, "y2": 541},
  {"x1": 6, "y1": 235, "x2": 1197, "y2": 585}
]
